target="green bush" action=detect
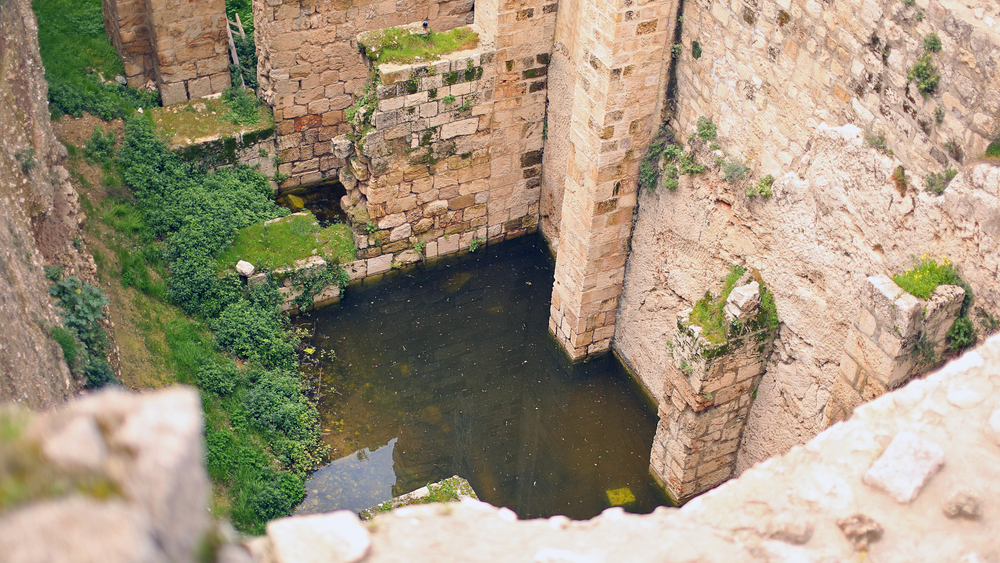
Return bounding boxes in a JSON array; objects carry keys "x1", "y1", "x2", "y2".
[
  {"x1": 924, "y1": 168, "x2": 957, "y2": 195},
  {"x1": 84, "y1": 127, "x2": 116, "y2": 163},
  {"x1": 197, "y1": 359, "x2": 242, "y2": 396},
  {"x1": 923, "y1": 32, "x2": 942, "y2": 53},
  {"x1": 696, "y1": 117, "x2": 717, "y2": 142},
  {"x1": 907, "y1": 53, "x2": 940, "y2": 97},
  {"x1": 48, "y1": 275, "x2": 117, "y2": 388},
  {"x1": 946, "y1": 317, "x2": 977, "y2": 353},
  {"x1": 221, "y1": 87, "x2": 260, "y2": 126},
  {"x1": 690, "y1": 265, "x2": 746, "y2": 344},
  {"x1": 892, "y1": 256, "x2": 961, "y2": 300},
  {"x1": 746, "y1": 174, "x2": 774, "y2": 198}
]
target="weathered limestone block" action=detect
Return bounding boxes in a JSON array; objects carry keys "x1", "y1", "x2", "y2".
[
  {"x1": 824, "y1": 276, "x2": 965, "y2": 427},
  {"x1": 0, "y1": 387, "x2": 209, "y2": 563}
]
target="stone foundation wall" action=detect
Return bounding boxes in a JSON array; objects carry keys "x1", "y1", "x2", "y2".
[
  {"x1": 673, "y1": 0, "x2": 1000, "y2": 179},
  {"x1": 824, "y1": 275, "x2": 964, "y2": 426},
  {"x1": 254, "y1": 0, "x2": 476, "y2": 190},
  {"x1": 102, "y1": 0, "x2": 231, "y2": 105},
  {"x1": 649, "y1": 278, "x2": 778, "y2": 501}
]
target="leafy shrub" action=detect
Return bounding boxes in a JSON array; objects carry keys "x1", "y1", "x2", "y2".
[
  {"x1": 49, "y1": 276, "x2": 109, "y2": 354},
  {"x1": 197, "y1": 359, "x2": 241, "y2": 396},
  {"x1": 84, "y1": 360, "x2": 117, "y2": 389},
  {"x1": 48, "y1": 275, "x2": 116, "y2": 388},
  {"x1": 84, "y1": 127, "x2": 116, "y2": 163},
  {"x1": 696, "y1": 117, "x2": 717, "y2": 142},
  {"x1": 946, "y1": 317, "x2": 977, "y2": 353},
  {"x1": 924, "y1": 168, "x2": 957, "y2": 195},
  {"x1": 691, "y1": 40, "x2": 702, "y2": 59},
  {"x1": 721, "y1": 156, "x2": 749, "y2": 184},
  {"x1": 923, "y1": 32, "x2": 942, "y2": 53},
  {"x1": 230, "y1": 34, "x2": 259, "y2": 90},
  {"x1": 221, "y1": 87, "x2": 260, "y2": 125},
  {"x1": 745, "y1": 174, "x2": 774, "y2": 198},
  {"x1": 212, "y1": 300, "x2": 294, "y2": 366},
  {"x1": 907, "y1": 53, "x2": 940, "y2": 97}
]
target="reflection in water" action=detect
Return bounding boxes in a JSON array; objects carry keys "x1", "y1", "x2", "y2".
[
  {"x1": 296, "y1": 235, "x2": 670, "y2": 519},
  {"x1": 295, "y1": 438, "x2": 398, "y2": 514}
]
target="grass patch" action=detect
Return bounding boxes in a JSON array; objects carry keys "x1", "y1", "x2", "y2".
[
  {"x1": 149, "y1": 96, "x2": 273, "y2": 146},
  {"x1": 359, "y1": 27, "x2": 479, "y2": 66},
  {"x1": 34, "y1": 0, "x2": 160, "y2": 119},
  {"x1": 216, "y1": 213, "x2": 355, "y2": 273},
  {"x1": 690, "y1": 265, "x2": 746, "y2": 344}
]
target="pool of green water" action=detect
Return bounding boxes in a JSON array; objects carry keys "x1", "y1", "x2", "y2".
[{"x1": 294, "y1": 235, "x2": 669, "y2": 519}]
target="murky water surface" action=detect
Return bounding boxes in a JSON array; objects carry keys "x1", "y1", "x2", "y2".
[{"x1": 295, "y1": 235, "x2": 668, "y2": 519}]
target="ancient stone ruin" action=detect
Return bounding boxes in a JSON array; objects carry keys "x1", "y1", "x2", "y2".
[{"x1": 3, "y1": 0, "x2": 1000, "y2": 557}]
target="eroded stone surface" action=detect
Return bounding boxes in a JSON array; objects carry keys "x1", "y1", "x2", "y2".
[
  {"x1": 863, "y1": 431, "x2": 945, "y2": 503},
  {"x1": 267, "y1": 512, "x2": 371, "y2": 563}
]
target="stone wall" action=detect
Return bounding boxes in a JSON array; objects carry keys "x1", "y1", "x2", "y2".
[
  {"x1": 673, "y1": 0, "x2": 1000, "y2": 180},
  {"x1": 102, "y1": 0, "x2": 231, "y2": 105},
  {"x1": 335, "y1": 0, "x2": 556, "y2": 263},
  {"x1": 101, "y1": 0, "x2": 153, "y2": 87},
  {"x1": 824, "y1": 275, "x2": 964, "y2": 426},
  {"x1": 615, "y1": 123, "x2": 1000, "y2": 477},
  {"x1": 649, "y1": 277, "x2": 778, "y2": 501},
  {"x1": 254, "y1": 0, "x2": 475, "y2": 190}
]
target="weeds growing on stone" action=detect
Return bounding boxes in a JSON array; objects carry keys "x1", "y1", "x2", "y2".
[
  {"x1": 745, "y1": 174, "x2": 774, "y2": 198},
  {"x1": 908, "y1": 53, "x2": 940, "y2": 97},
  {"x1": 690, "y1": 265, "x2": 747, "y2": 344},
  {"x1": 892, "y1": 166, "x2": 907, "y2": 195},
  {"x1": 892, "y1": 256, "x2": 962, "y2": 300},
  {"x1": 696, "y1": 116, "x2": 718, "y2": 142},
  {"x1": 923, "y1": 168, "x2": 957, "y2": 195},
  {"x1": 863, "y1": 127, "x2": 892, "y2": 155},
  {"x1": 984, "y1": 140, "x2": 1000, "y2": 159},
  {"x1": 923, "y1": 32, "x2": 942, "y2": 53}
]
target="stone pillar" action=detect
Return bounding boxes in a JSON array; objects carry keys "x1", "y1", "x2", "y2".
[
  {"x1": 547, "y1": 0, "x2": 674, "y2": 360},
  {"x1": 824, "y1": 276, "x2": 965, "y2": 427},
  {"x1": 649, "y1": 277, "x2": 778, "y2": 502},
  {"x1": 102, "y1": 0, "x2": 155, "y2": 88},
  {"x1": 145, "y1": 0, "x2": 231, "y2": 106}
]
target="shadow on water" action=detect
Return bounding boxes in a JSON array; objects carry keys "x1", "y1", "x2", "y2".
[{"x1": 294, "y1": 234, "x2": 671, "y2": 519}]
